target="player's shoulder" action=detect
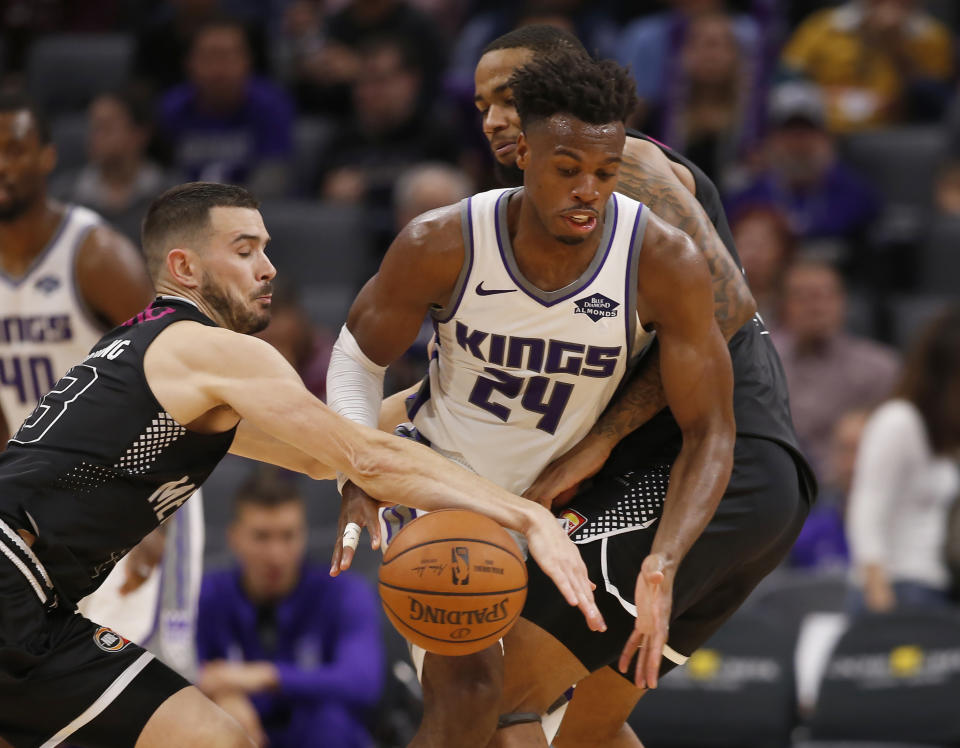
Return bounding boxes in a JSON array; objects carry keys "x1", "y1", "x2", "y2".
[{"x1": 395, "y1": 201, "x2": 466, "y2": 264}]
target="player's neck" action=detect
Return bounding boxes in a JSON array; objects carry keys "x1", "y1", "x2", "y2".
[
  {"x1": 152, "y1": 283, "x2": 221, "y2": 326},
  {"x1": 509, "y1": 190, "x2": 605, "y2": 292},
  {"x1": 0, "y1": 198, "x2": 65, "y2": 277}
]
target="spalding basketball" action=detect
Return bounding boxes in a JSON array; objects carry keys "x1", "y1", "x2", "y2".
[{"x1": 378, "y1": 509, "x2": 527, "y2": 656}]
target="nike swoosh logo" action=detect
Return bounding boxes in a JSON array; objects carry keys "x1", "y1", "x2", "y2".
[{"x1": 476, "y1": 282, "x2": 517, "y2": 296}]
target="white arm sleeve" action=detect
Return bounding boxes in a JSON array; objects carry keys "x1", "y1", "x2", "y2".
[
  {"x1": 326, "y1": 325, "x2": 386, "y2": 428},
  {"x1": 326, "y1": 325, "x2": 388, "y2": 492}
]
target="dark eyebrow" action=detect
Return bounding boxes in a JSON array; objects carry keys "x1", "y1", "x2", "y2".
[
  {"x1": 473, "y1": 82, "x2": 511, "y2": 104},
  {"x1": 231, "y1": 233, "x2": 269, "y2": 246}
]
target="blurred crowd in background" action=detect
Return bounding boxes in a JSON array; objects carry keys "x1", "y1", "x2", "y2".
[{"x1": 4, "y1": 0, "x2": 960, "y2": 745}]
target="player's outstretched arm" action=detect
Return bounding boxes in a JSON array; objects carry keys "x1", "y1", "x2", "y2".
[
  {"x1": 620, "y1": 212, "x2": 736, "y2": 690},
  {"x1": 147, "y1": 325, "x2": 605, "y2": 630}
]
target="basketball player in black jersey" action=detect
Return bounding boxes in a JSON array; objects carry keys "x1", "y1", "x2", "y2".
[
  {"x1": 0, "y1": 182, "x2": 601, "y2": 748},
  {"x1": 470, "y1": 28, "x2": 815, "y2": 748}
]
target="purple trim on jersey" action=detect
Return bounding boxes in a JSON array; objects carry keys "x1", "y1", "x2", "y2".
[
  {"x1": 496, "y1": 192, "x2": 620, "y2": 307},
  {"x1": 405, "y1": 376, "x2": 431, "y2": 421},
  {"x1": 432, "y1": 197, "x2": 474, "y2": 324},
  {"x1": 0, "y1": 206, "x2": 74, "y2": 287},
  {"x1": 624, "y1": 204, "x2": 645, "y2": 360}
]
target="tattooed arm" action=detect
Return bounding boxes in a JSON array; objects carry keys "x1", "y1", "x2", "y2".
[
  {"x1": 524, "y1": 138, "x2": 753, "y2": 505},
  {"x1": 619, "y1": 137, "x2": 755, "y2": 339}
]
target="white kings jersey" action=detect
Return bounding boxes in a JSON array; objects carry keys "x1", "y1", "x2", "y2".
[
  {"x1": 0, "y1": 205, "x2": 106, "y2": 431},
  {"x1": 409, "y1": 187, "x2": 655, "y2": 495}
]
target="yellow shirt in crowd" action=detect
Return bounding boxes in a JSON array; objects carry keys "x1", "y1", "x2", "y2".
[{"x1": 782, "y1": 3, "x2": 953, "y2": 133}]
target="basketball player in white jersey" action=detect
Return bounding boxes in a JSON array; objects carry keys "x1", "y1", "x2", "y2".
[
  {"x1": 0, "y1": 92, "x2": 201, "y2": 678},
  {"x1": 326, "y1": 53, "x2": 735, "y2": 748}
]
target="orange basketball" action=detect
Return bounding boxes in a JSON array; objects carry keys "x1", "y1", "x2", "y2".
[{"x1": 378, "y1": 509, "x2": 528, "y2": 656}]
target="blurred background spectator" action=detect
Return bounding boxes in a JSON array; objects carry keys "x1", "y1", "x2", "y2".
[
  {"x1": 789, "y1": 407, "x2": 868, "y2": 571},
  {"x1": 158, "y1": 17, "x2": 294, "y2": 196},
  {"x1": 50, "y1": 88, "x2": 178, "y2": 242},
  {"x1": 727, "y1": 81, "x2": 881, "y2": 267},
  {"x1": 846, "y1": 308, "x2": 960, "y2": 614},
  {"x1": 639, "y1": 8, "x2": 766, "y2": 184},
  {"x1": 772, "y1": 259, "x2": 899, "y2": 480},
  {"x1": 729, "y1": 201, "x2": 795, "y2": 328},
  {"x1": 255, "y1": 280, "x2": 335, "y2": 401},
  {"x1": 781, "y1": 0, "x2": 954, "y2": 133},
  {"x1": 196, "y1": 469, "x2": 384, "y2": 748}
]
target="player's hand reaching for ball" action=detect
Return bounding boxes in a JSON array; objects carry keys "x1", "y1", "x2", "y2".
[
  {"x1": 619, "y1": 553, "x2": 673, "y2": 689},
  {"x1": 330, "y1": 481, "x2": 387, "y2": 576},
  {"x1": 525, "y1": 503, "x2": 606, "y2": 632}
]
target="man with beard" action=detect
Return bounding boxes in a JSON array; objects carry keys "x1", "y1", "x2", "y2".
[
  {"x1": 0, "y1": 92, "x2": 206, "y2": 672},
  {"x1": 0, "y1": 181, "x2": 598, "y2": 748}
]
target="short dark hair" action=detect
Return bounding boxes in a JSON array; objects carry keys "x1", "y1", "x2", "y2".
[
  {"x1": 141, "y1": 182, "x2": 259, "y2": 279},
  {"x1": 481, "y1": 23, "x2": 589, "y2": 59},
  {"x1": 509, "y1": 51, "x2": 638, "y2": 129},
  {"x1": 232, "y1": 468, "x2": 303, "y2": 519},
  {"x1": 0, "y1": 91, "x2": 51, "y2": 145}
]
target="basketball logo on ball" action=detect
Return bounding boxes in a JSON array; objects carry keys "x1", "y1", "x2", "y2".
[
  {"x1": 451, "y1": 546, "x2": 470, "y2": 585},
  {"x1": 379, "y1": 509, "x2": 528, "y2": 656}
]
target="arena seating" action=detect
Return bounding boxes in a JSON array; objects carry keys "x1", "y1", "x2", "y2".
[{"x1": 26, "y1": 34, "x2": 132, "y2": 114}]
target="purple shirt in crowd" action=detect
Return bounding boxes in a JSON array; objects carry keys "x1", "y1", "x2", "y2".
[
  {"x1": 159, "y1": 77, "x2": 294, "y2": 185},
  {"x1": 196, "y1": 565, "x2": 385, "y2": 748}
]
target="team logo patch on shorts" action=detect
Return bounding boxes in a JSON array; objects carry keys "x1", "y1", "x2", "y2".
[
  {"x1": 558, "y1": 509, "x2": 587, "y2": 536},
  {"x1": 94, "y1": 626, "x2": 133, "y2": 652}
]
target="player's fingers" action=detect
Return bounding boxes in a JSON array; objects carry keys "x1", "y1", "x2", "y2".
[
  {"x1": 339, "y1": 543, "x2": 356, "y2": 573},
  {"x1": 363, "y1": 503, "x2": 381, "y2": 550},
  {"x1": 330, "y1": 540, "x2": 343, "y2": 576},
  {"x1": 645, "y1": 629, "x2": 667, "y2": 689},
  {"x1": 619, "y1": 628, "x2": 644, "y2": 674}
]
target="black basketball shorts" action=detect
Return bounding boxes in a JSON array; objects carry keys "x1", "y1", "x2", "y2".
[
  {"x1": 522, "y1": 435, "x2": 811, "y2": 680},
  {"x1": 0, "y1": 523, "x2": 189, "y2": 748}
]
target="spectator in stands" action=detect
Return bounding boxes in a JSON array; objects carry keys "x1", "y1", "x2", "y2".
[
  {"x1": 730, "y1": 201, "x2": 795, "y2": 329},
  {"x1": 158, "y1": 17, "x2": 294, "y2": 196},
  {"x1": 790, "y1": 408, "x2": 868, "y2": 570},
  {"x1": 133, "y1": 0, "x2": 269, "y2": 93},
  {"x1": 727, "y1": 82, "x2": 880, "y2": 250},
  {"x1": 847, "y1": 308, "x2": 960, "y2": 613},
  {"x1": 772, "y1": 258, "x2": 899, "y2": 480},
  {"x1": 781, "y1": 0, "x2": 954, "y2": 133},
  {"x1": 381, "y1": 162, "x2": 475, "y2": 392},
  {"x1": 284, "y1": 0, "x2": 447, "y2": 118},
  {"x1": 648, "y1": 10, "x2": 766, "y2": 185},
  {"x1": 51, "y1": 88, "x2": 177, "y2": 242},
  {"x1": 317, "y1": 35, "x2": 463, "y2": 231},
  {"x1": 196, "y1": 470, "x2": 384, "y2": 748},
  {"x1": 616, "y1": 0, "x2": 765, "y2": 133},
  {"x1": 393, "y1": 161, "x2": 473, "y2": 233},
  {"x1": 255, "y1": 280, "x2": 334, "y2": 401},
  {"x1": 446, "y1": 0, "x2": 618, "y2": 103}
]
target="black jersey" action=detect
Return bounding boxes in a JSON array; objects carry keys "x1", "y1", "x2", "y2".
[
  {"x1": 605, "y1": 131, "x2": 814, "y2": 497},
  {"x1": 0, "y1": 297, "x2": 235, "y2": 604}
]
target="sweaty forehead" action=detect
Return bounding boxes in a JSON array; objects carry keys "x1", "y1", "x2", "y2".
[
  {"x1": 529, "y1": 115, "x2": 625, "y2": 155},
  {"x1": 475, "y1": 48, "x2": 534, "y2": 98}
]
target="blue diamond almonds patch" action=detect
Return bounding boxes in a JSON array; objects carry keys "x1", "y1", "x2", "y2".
[{"x1": 573, "y1": 293, "x2": 619, "y2": 322}]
